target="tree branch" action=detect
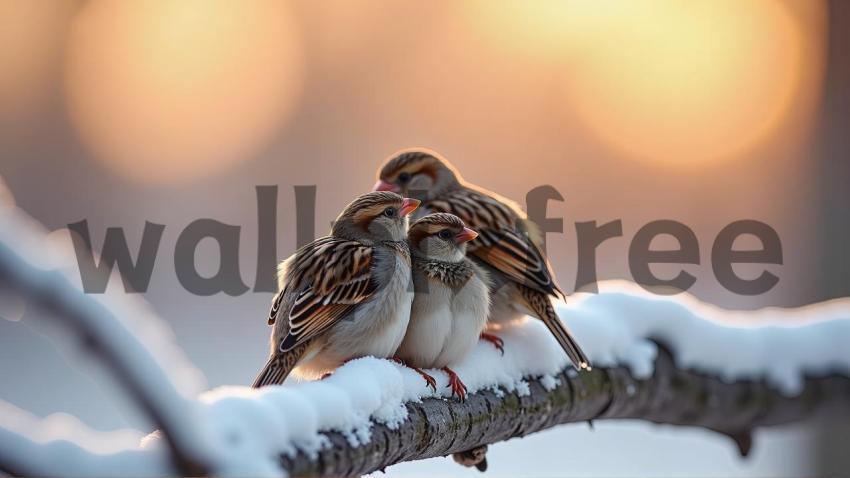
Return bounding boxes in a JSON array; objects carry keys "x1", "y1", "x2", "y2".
[
  {"x1": 280, "y1": 343, "x2": 850, "y2": 477},
  {"x1": 0, "y1": 206, "x2": 218, "y2": 476}
]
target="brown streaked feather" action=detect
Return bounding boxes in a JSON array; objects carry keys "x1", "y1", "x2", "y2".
[
  {"x1": 473, "y1": 229, "x2": 553, "y2": 293},
  {"x1": 278, "y1": 237, "x2": 377, "y2": 352},
  {"x1": 252, "y1": 341, "x2": 311, "y2": 387},
  {"x1": 517, "y1": 285, "x2": 590, "y2": 370},
  {"x1": 333, "y1": 191, "x2": 404, "y2": 234},
  {"x1": 427, "y1": 187, "x2": 563, "y2": 297},
  {"x1": 379, "y1": 150, "x2": 443, "y2": 183},
  {"x1": 407, "y1": 212, "x2": 466, "y2": 247},
  {"x1": 290, "y1": 299, "x2": 349, "y2": 337},
  {"x1": 283, "y1": 237, "x2": 374, "y2": 294},
  {"x1": 410, "y1": 212, "x2": 466, "y2": 229},
  {"x1": 268, "y1": 289, "x2": 285, "y2": 325}
]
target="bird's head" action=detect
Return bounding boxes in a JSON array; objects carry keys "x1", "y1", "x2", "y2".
[
  {"x1": 373, "y1": 148, "x2": 461, "y2": 201},
  {"x1": 408, "y1": 213, "x2": 478, "y2": 262},
  {"x1": 332, "y1": 191, "x2": 419, "y2": 243}
]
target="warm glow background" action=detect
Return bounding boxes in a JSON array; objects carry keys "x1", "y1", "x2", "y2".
[{"x1": 1, "y1": 1, "x2": 848, "y2": 476}]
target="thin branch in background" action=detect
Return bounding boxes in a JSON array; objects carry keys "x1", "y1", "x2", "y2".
[{"x1": 0, "y1": 202, "x2": 220, "y2": 476}]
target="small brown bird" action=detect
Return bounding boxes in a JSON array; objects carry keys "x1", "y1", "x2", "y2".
[
  {"x1": 395, "y1": 213, "x2": 490, "y2": 401},
  {"x1": 374, "y1": 149, "x2": 590, "y2": 371},
  {"x1": 253, "y1": 191, "x2": 420, "y2": 387}
]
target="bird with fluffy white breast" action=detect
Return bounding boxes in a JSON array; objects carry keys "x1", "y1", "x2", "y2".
[
  {"x1": 394, "y1": 213, "x2": 490, "y2": 401},
  {"x1": 374, "y1": 149, "x2": 591, "y2": 371},
  {"x1": 253, "y1": 191, "x2": 420, "y2": 387}
]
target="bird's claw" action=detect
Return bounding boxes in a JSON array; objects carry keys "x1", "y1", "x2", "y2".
[
  {"x1": 442, "y1": 367, "x2": 467, "y2": 401},
  {"x1": 480, "y1": 332, "x2": 505, "y2": 356},
  {"x1": 392, "y1": 357, "x2": 437, "y2": 392},
  {"x1": 417, "y1": 369, "x2": 438, "y2": 392}
]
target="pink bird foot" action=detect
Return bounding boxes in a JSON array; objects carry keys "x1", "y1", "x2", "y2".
[
  {"x1": 480, "y1": 332, "x2": 505, "y2": 355},
  {"x1": 391, "y1": 357, "x2": 437, "y2": 392},
  {"x1": 442, "y1": 366, "x2": 468, "y2": 401}
]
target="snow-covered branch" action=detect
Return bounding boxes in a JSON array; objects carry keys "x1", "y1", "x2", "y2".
[
  {"x1": 278, "y1": 342, "x2": 850, "y2": 477},
  {"x1": 0, "y1": 202, "x2": 220, "y2": 476},
  {"x1": 1, "y1": 191, "x2": 849, "y2": 477}
]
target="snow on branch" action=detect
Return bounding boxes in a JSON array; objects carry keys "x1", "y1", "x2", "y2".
[
  {"x1": 247, "y1": 282, "x2": 850, "y2": 475},
  {"x1": 279, "y1": 342, "x2": 850, "y2": 476},
  {"x1": 0, "y1": 202, "x2": 221, "y2": 476},
  {"x1": 0, "y1": 192, "x2": 849, "y2": 477}
]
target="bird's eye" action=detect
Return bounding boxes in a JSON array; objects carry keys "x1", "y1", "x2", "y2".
[
  {"x1": 398, "y1": 172, "x2": 411, "y2": 183},
  {"x1": 383, "y1": 207, "x2": 397, "y2": 217},
  {"x1": 438, "y1": 229, "x2": 452, "y2": 240}
]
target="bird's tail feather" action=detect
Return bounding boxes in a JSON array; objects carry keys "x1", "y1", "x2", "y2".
[
  {"x1": 252, "y1": 341, "x2": 310, "y2": 388},
  {"x1": 519, "y1": 286, "x2": 591, "y2": 371}
]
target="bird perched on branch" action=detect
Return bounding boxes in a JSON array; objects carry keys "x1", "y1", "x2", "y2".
[
  {"x1": 253, "y1": 191, "x2": 420, "y2": 387},
  {"x1": 374, "y1": 149, "x2": 590, "y2": 371},
  {"x1": 394, "y1": 213, "x2": 490, "y2": 401}
]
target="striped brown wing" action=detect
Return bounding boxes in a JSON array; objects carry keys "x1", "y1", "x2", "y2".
[
  {"x1": 518, "y1": 284, "x2": 589, "y2": 370},
  {"x1": 276, "y1": 237, "x2": 376, "y2": 352},
  {"x1": 428, "y1": 188, "x2": 561, "y2": 297}
]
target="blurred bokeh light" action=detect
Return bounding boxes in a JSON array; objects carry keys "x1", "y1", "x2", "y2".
[
  {"x1": 465, "y1": 0, "x2": 826, "y2": 164},
  {"x1": 0, "y1": 1, "x2": 73, "y2": 126},
  {"x1": 64, "y1": 0, "x2": 303, "y2": 185}
]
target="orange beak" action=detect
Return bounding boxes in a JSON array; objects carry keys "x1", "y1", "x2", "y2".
[
  {"x1": 454, "y1": 227, "x2": 478, "y2": 244},
  {"x1": 373, "y1": 180, "x2": 400, "y2": 192},
  {"x1": 399, "y1": 198, "x2": 420, "y2": 217}
]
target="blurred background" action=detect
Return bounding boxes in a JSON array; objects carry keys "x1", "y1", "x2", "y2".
[{"x1": 1, "y1": 1, "x2": 849, "y2": 476}]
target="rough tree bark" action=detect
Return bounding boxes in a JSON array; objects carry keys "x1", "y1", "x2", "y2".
[{"x1": 280, "y1": 343, "x2": 850, "y2": 477}]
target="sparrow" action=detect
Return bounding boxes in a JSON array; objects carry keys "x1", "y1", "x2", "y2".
[
  {"x1": 394, "y1": 213, "x2": 490, "y2": 401},
  {"x1": 252, "y1": 191, "x2": 420, "y2": 387},
  {"x1": 374, "y1": 149, "x2": 590, "y2": 371}
]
